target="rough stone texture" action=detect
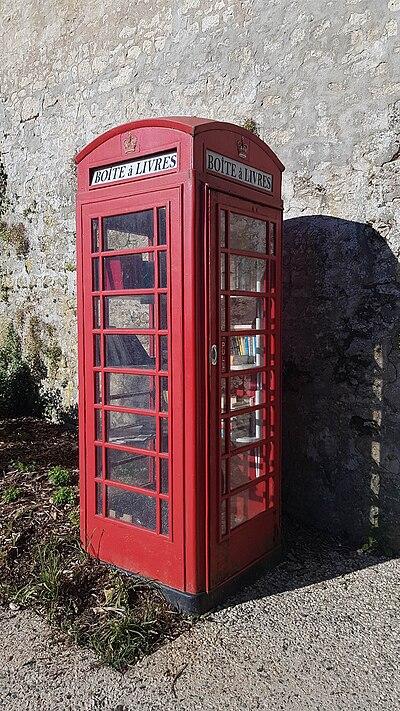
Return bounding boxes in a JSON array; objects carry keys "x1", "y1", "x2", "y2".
[
  {"x1": 0, "y1": 528, "x2": 399, "y2": 710},
  {"x1": 0, "y1": 1, "x2": 399, "y2": 545}
]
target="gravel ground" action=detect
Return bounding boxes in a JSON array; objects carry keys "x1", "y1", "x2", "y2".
[{"x1": 0, "y1": 526, "x2": 399, "y2": 711}]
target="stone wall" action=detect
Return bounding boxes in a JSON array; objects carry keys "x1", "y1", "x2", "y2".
[{"x1": 0, "y1": 0, "x2": 399, "y2": 547}]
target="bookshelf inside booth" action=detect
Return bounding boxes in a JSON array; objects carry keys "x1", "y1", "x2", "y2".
[{"x1": 219, "y1": 207, "x2": 274, "y2": 532}]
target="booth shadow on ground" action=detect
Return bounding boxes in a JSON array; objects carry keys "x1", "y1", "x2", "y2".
[
  {"x1": 220, "y1": 215, "x2": 399, "y2": 610},
  {"x1": 221, "y1": 518, "x2": 392, "y2": 609}
]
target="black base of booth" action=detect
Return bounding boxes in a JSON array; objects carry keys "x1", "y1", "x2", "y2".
[{"x1": 158, "y1": 546, "x2": 282, "y2": 614}]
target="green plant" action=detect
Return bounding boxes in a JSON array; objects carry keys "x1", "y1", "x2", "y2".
[
  {"x1": 89, "y1": 610, "x2": 152, "y2": 670},
  {"x1": 64, "y1": 262, "x2": 76, "y2": 272},
  {"x1": 52, "y1": 486, "x2": 76, "y2": 507},
  {"x1": 48, "y1": 466, "x2": 72, "y2": 487},
  {"x1": 13, "y1": 460, "x2": 31, "y2": 473},
  {"x1": 14, "y1": 540, "x2": 63, "y2": 621},
  {"x1": 242, "y1": 117, "x2": 259, "y2": 136},
  {"x1": 67, "y1": 508, "x2": 80, "y2": 528},
  {"x1": 0, "y1": 324, "x2": 44, "y2": 418},
  {"x1": 1, "y1": 485, "x2": 22, "y2": 503}
]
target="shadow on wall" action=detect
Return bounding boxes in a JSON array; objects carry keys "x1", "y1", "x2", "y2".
[{"x1": 282, "y1": 216, "x2": 400, "y2": 553}]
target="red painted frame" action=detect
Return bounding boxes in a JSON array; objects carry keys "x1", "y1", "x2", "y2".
[{"x1": 76, "y1": 117, "x2": 284, "y2": 598}]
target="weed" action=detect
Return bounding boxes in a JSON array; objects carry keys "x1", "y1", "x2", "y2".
[
  {"x1": 0, "y1": 324, "x2": 44, "y2": 418},
  {"x1": 48, "y1": 466, "x2": 72, "y2": 487},
  {"x1": 1, "y1": 485, "x2": 22, "y2": 503},
  {"x1": 52, "y1": 486, "x2": 76, "y2": 507},
  {"x1": 242, "y1": 117, "x2": 259, "y2": 136},
  {"x1": 64, "y1": 262, "x2": 76, "y2": 272},
  {"x1": 89, "y1": 610, "x2": 152, "y2": 670},
  {"x1": 67, "y1": 508, "x2": 80, "y2": 528},
  {"x1": 13, "y1": 460, "x2": 31, "y2": 473},
  {"x1": 14, "y1": 540, "x2": 62, "y2": 621}
]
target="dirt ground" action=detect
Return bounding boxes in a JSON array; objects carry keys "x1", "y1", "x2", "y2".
[{"x1": 0, "y1": 526, "x2": 399, "y2": 711}]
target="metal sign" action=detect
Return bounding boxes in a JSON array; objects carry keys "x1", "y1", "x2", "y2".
[
  {"x1": 91, "y1": 150, "x2": 178, "y2": 186},
  {"x1": 206, "y1": 150, "x2": 273, "y2": 192}
]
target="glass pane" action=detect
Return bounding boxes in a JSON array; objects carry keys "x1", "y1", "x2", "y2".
[
  {"x1": 103, "y1": 210, "x2": 154, "y2": 251},
  {"x1": 270, "y1": 296, "x2": 276, "y2": 321},
  {"x1": 230, "y1": 335, "x2": 265, "y2": 370},
  {"x1": 220, "y1": 499, "x2": 227, "y2": 536},
  {"x1": 230, "y1": 447, "x2": 263, "y2": 489},
  {"x1": 92, "y1": 258, "x2": 99, "y2": 291},
  {"x1": 229, "y1": 409, "x2": 265, "y2": 448},
  {"x1": 161, "y1": 499, "x2": 168, "y2": 535},
  {"x1": 159, "y1": 294, "x2": 167, "y2": 330},
  {"x1": 106, "y1": 448, "x2": 156, "y2": 490},
  {"x1": 230, "y1": 296, "x2": 265, "y2": 330},
  {"x1": 159, "y1": 335, "x2": 168, "y2": 371},
  {"x1": 230, "y1": 214, "x2": 267, "y2": 253},
  {"x1": 107, "y1": 411, "x2": 156, "y2": 449},
  {"x1": 96, "y1": 482, "x2": 103, "y2": 514},
  {"x1": 95, "y1": 410, "x2": 102, "y2": 440},
  {"x1": 93, "y1": 297, "x2": 100, "y2": 328},
  {"x1": 104, "y1": 253, "x2": 154, "y2": 290},
  {"x1": 221, "y1": 336, "x2": 228, "y2": 373},
  {"x1": 105, "y1": 334, "x2": 155, "y2": 369},
  {"x1": 160, "y1": 418, "x2": 168, "y2": 452},
  {"x1": 221, "y1": 459, "x2": 227, "y2": 494},
  {"x1": 160, "y1": 458, "x2": 168, "y2": 493},
  {"x1": 158, "y1": 251, "x2": 167, "y2": 288},
  {"x1": 92, "y1": 218, "x2": 99, "y2": 252},
  {"x1": 230, "y1": 481, "x2": 266, "y2": 529},
  {"x1": 157, "y1": 207, "x2": 166, "y2": 245},
  {"x1": 270, "y1": 261, "x2": 276, "y2": 292},
  {"x1": 229, "y1": 373, "x2": 265, "y2": 410},
  {"x1": 220, "y1": 209, "x2": 227, "y2": 247},
  {"x1": 220, "y1": 295, "x2": 226, "y2": 331},
  {"x1": 104, "y1": 295, "x2": 155, "y2": 329},
  {"x1": 269, "y1": 223, "x2": 276, "y2": 256},
  {"x1": 94, "y1": 335, "x2": 101, "y2": 366},
  {"x1": 230, "y1": 255, "x2": 267, "y2": 292},
  {"x1": 105, "y1": 373, "x2": 155, "y2": 410},
  {"x1": 220, "y1": 253, "x2": 226, "y2": 290},
  {"x1": 160, "y1": 377, "x2": 168, "y2": 412},
  {"x1": 95, "y1": 372, "x2": 102, "y2": 403},
  {"x1": 95, "y1": 446, "x2": 103, "y2": 477},
  {"x1": 106, "y1": 486, "x2": 156, "y2": 530},
  {"x1": 220, "y1": 419, "x2": 226, "y2": 452},
  {"x1": 221, "y1": 378, "x2": 227, "y2": 412}
]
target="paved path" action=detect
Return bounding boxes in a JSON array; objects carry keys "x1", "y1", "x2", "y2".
[{"x1": 0, "y1": 528, "x2": 399, "y2": 711}]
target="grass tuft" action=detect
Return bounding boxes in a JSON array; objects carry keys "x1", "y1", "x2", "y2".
[
  {"x1": 1, "y1": 485, "x2": 22, "y2": 503},
  {"x1": 48, "y1": 465, "x2": 72, "y2": 487},
  {"x1": 51, "y1": 486, "x2": 76, "y2": 507}
]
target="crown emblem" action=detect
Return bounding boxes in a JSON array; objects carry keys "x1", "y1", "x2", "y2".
[
  {"x1": 123, "y1": 132, "x2": 138, "y2": 153},
  {"x1": 237, "y1": 136, "x2": 249, "y2": 160}
]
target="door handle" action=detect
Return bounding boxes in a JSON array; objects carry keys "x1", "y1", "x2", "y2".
[{"x1": 210, "y1": 344, "x2": 218, "y2": 366}]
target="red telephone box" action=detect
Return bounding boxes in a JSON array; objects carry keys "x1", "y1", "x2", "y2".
[{"x1": 76, "y1": 117, "x2": 284, "y2": 612}]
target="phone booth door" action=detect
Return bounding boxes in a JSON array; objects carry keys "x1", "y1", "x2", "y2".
[
  {"x1": 208, "y1": 191, "x2": 281, "y2": 589},
  {"x1": 80, "y1": 188, "x2": 184, "y2": 589}
]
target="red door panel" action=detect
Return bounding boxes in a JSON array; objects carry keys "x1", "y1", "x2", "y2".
[
  {"x1": 208, "y1": 191, "x2": 281, "y2": 589},
  {"x1": 79, "y1": 188, "x2": 184, "y2": 589}
]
